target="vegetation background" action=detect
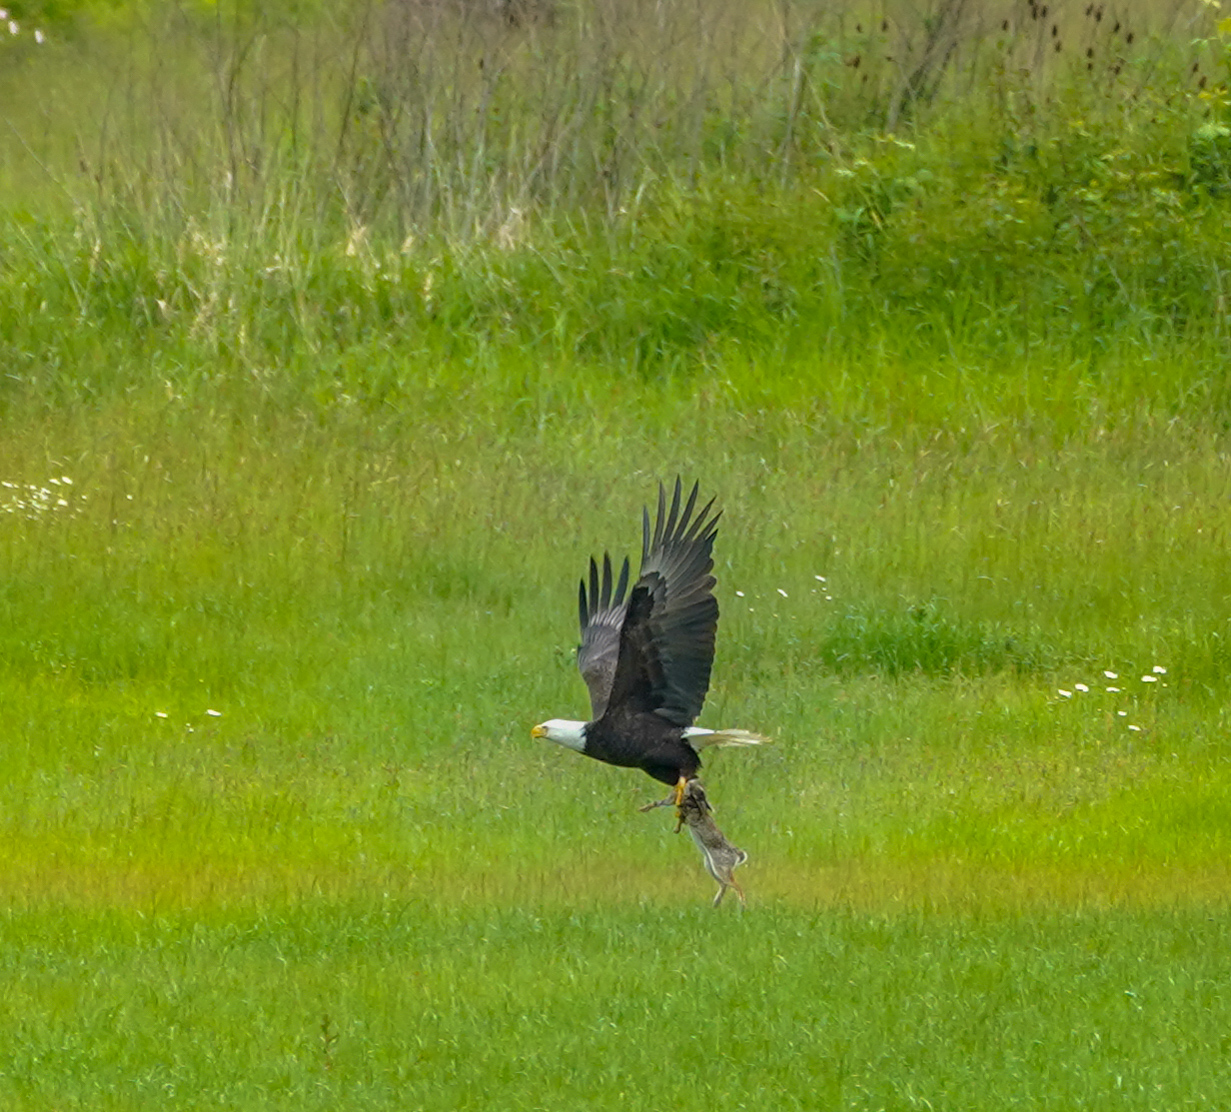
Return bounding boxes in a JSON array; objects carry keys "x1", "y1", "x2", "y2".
[{"x1": 3, "y1": 0, "x2": 1231, "y2": 1107}]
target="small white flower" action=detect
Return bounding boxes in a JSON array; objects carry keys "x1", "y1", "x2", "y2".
[
  {"x1": 1104, "y1": 670, "x2": 1118, "y2": 679},
  {"x1": 1058, "y1": 689, "x2": 1072, "y2": 698},
  {"x1": 8, "y1": 20, "x2": 17, "y2": 34},
  {"x1": 1127, "y1": 724, "x2": 1142, "y2": 732},
  {"x1": 1152, "y1": 665, "x2": 1167, "y2": 674},
  {"x1": 735, "y1": 590, "x2": 745, "y2": 598},
  {"x1": 34, "y1": 28, "x2": 44, "y2": 44},
  {"x1": 1141, "y1": 675, "x2": 1158, "y2": 683},
  {"x1": 777, "y1": 588, "x2": 788, "y2": 598},
  {"x1": 155, "y1": 711, "x2": 168, "y2": 719},
  {"x1": 60, "y1": 475, "x2": 71, "y2": 484},
  {"x1": 1075, "y1": 683, "x2": 1089, "y2": 692},
  {"x1": 1106, "y1": 686, "x2": 1121, "y2": 693},
  {"x1": 1117, "y1": 710, "x2": 1127, "y2": 717},
  {"x1": 206, "y1": 708, "x2": 222, "y2": 717},
  {"x1": 814, "y1": 575, "x2": 827, "y2": 582}
]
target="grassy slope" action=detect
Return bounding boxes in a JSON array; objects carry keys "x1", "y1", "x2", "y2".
[{"x1": 4, "y1": 1, "x2": 1231, "y2": 1107}]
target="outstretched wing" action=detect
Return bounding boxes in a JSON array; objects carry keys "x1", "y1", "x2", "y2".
[
  {"x1": 602, "y1": 479, "x2": 721, "y2": 728},
  {"x1": 576, "y1": 551, "x2": 631, "y2": 719}
]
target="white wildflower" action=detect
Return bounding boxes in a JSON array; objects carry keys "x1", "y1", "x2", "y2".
[
  {"x1": 1104, "y1": 670, "x2": 1118, "y2": 679},
  {"x1": 1152, "y1": 665, "x2": 1167, "y2": 674},
  {"x1": 777, "y1": 588, "x2": 788, "y2": 598},
  {"x1": 1058, "y1": 689, "x2": 1072, "y2": 698},
  {"x1": 206, "y1": 708, "x2": 222, "y2": 717},
  {"x1": 1074, "y1": 683, "x2": 1089, "y2": 692},
  {"x1": 1127, "y1": 724, "x2": 1142, "y2": 732},
  {"x1": 155, "y1": 711, "x2": 168, "y2": 719},
  {"x1": 1106, "y1": 686, "x2": 1120, "y2": 693},
  {"x1": 1141, "y1": 675, "x2": 1158, "y2": 683}
]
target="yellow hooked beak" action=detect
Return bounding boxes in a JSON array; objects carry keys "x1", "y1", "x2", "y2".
[{"x1": 531, "y1": 724, "x2": 548, "y2": 739}]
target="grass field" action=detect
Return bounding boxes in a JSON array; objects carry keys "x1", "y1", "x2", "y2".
[{"x1": 4, "y1": 0, "x2": 1231, "y2": 1107}]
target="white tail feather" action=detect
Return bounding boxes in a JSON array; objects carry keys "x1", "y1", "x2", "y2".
[{"x1": 684, "y1": 727, "x2": 770, "y2": 750}]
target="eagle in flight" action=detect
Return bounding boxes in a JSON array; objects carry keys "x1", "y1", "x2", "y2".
[{"x1": 532, "y1": 479, "x2": 765, "y2": 817}]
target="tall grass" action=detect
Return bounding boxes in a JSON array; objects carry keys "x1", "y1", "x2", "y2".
[{"x1": 2, "y1": 0, "x2": 1229, "y2": 407}]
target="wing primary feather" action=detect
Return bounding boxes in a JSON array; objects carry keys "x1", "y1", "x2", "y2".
[
  {"x1": 642, "y1": 488, "x2": 659, "y2": 562},
  {"x1": 678, "y1": 480, "x2": 700, "y2": 539},
  {"x1": 614, "y1": 553, "x2": 629, "y2": 602},
  {"x1": 644, "y1": 477, "x2": 690, "y2": 566},
  {"x1": 601, "y1": 553, "x2": 613, "y2": 608},
  {"x1": 662, "y1": 477, "x2": 683, "y2": 551}
]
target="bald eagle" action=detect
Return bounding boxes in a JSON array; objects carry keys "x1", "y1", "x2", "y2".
[{"x1": 532, "y1": 479, "x2": 765, "y2": 812}]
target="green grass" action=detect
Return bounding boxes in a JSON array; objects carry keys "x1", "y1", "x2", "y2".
[
  {"x1": 5, "y1": 389, "x2": 1231, "y2": 1106},
  {"x1": 7, "y1": 902, "x2": 1231, "y2": 1111},
  {"x1": 5, "y1": 0, "x2": 1231, "y2": 1106}
]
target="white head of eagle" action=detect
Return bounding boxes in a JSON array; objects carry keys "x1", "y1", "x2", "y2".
[{"x1": 532, "y1": 719, "x2": 587, "y2": 753}]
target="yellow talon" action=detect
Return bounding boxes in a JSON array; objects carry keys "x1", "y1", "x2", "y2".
[{"x1": 671, "y1": 776, "x2": 689, "y2": 830}]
